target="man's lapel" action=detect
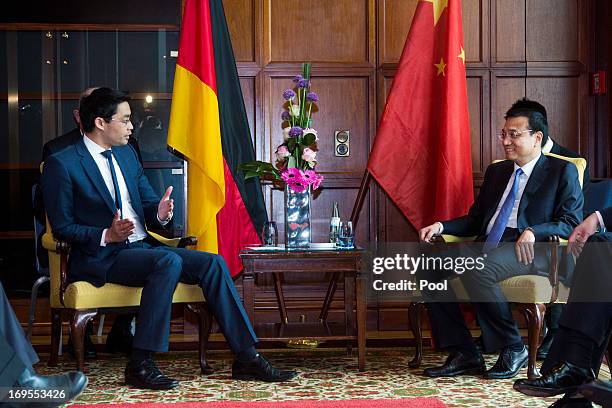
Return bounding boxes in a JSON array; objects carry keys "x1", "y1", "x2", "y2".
[
  {"x1": 518, "y1": 154, "x2": 548, "y2": 217},
  {"x1": 112, "y1": 147, "x2": 145, "y2": 221},
  {"x1": 483, "y1": 161, "x2": 514, "y2": 226},
  {"x1": 76, "y1": 140, "x2": 117, "y2": 214}
]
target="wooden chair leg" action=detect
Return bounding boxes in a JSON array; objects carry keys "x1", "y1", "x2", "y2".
[
  {"x1": 48, "y1": 308, "x2": 62, "y2": 367},
  {"x1": 188, "y1": 303, "x2": 213, "y2": 374},
  {"x1": 522, "y1": 303, "x2": 546, "y2": 380},
  {"x1": 70, "y1": 309, "x2": 97, "y2": 372},
  {"x1": 408, "y1": 301, "x2": 425, "y2": 368}
]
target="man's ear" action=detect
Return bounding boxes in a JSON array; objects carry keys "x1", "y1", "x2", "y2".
[
  {"x1": 534, "y1": 131, "x2": 543, "y2": 147},
  {"x1": 94, "y1": 117, "x2": 107, "y2": 132}
]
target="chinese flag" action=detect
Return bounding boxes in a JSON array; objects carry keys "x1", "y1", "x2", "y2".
[
  {"x1": 168, "y1": 0, "x2": 266, "y2": 276},
  {"x1": 367, "y1": 0, "x2": 473, "y2": 230}
]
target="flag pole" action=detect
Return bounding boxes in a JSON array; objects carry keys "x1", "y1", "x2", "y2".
[{"x1": 350, "y1": 170, "x2": 372, "y2": 229}]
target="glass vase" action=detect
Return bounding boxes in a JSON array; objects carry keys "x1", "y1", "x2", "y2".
[{"x1": 284, "y1": 186, "x2": 311, "y2": 248}]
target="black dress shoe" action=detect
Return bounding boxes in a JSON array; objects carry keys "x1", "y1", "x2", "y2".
[
  {"x1": 232, "y1": 354, "x2": 298, "y2": 382},
  {"x1": 6, "y1": 369, "x2": 88, "y2": 407},
  {"x1": 423, "y1": 351, "x2": 486, "y2": 377},
  {"x1": 105, "y1": 328, "x2": 133, "y2": 355},
  {"x1": 537, "y1": 330, "x2": 555, "y2": 360},
  {"x1": 484, "y1": 345, "x2": 528, "y2": 379},
  {"x1": 579, "y1": 380, "x2": 612, "y2": 407},
  {"x1": 513, "y1": 362, "x2": 594, "y2": 397},
  {"x1": 548, "y1": 394, "x2": 594, "y2": 408},
  {"x1": 125, "y1": 359, "x2": 179, "y2": 390}
]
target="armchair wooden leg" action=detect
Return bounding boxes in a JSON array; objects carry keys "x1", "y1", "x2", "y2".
[
  {"x1": 522, "y1": 303, "x2": 546, "y2": 380},
  {"x1": 188, "y1": 303, "x2": 213, "y2": 374},
  {"x1": 70, "y1": 309, "x2": 97, "y2": 372},
  {"x1": 48, "y1": 308, "x2": 62, "y2": 367},
  {"x1": 408, "y1": 301, "x2": 425, "y2": 368}
]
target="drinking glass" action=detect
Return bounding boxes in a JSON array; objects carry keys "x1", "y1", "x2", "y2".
[
  {"x1": 262, "y1": 221, "x2": 278, "y2": 246},
  {"x1": 336, "y1": 221, "x2": 354, "y2": 249}
]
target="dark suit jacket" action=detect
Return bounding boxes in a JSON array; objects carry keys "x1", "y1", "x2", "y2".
[
  {"x1": 41, "y1": 139, "x2": 164, "y2": 287},
  {"x1": 601, "y1": 207, "x2": 612, "y2": 227},
  {"x1": 549, "y1": 141, "x2": 590, "y2": 191},
  {"x1": 442, "y1": 154, "x2": 583, "y2": 242}
]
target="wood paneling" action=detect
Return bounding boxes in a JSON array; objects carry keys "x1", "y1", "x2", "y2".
[
  {"x1": 494, "y1": 0, "x2": 526, "y2": 63},
  {"x1": 239, "y1": 76, "x2": 256, "y2": 145},
  {"x1": 223, "y1": 0, "x2": 256, "y2": 62},
  {"x1": 378, "y1": 0, "x2": 418, "y2": 65},
  {"x1": 266, "y1": 75, "x2": 371, "y2": 173},
  {"x1": 467, "y1": 76, "x2": 484, "y2": 173},
  {"x1": 492, "y1": 76, "x2": 526, "y2": 160},
  {"x1": 527, "y1": 0, "x2": 578, "y2": 62},
  {"x1": 462, "y1": 0, "x2": 484, "y2": 63},
  {"x1": 527, "y1": 76, "x2": 580, "y2": 151},
  {"x1": 266, "y1": 0, "x2": 371, "y2": 64}
]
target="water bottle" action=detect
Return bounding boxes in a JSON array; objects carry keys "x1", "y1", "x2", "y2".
[{"x1": 329, "y1": 202, "x2": 340, "y2": 243}]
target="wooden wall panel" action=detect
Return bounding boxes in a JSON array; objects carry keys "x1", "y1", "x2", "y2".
[
  {"x1": 494, "y1": 0, "x2": 525, "y2": 63},
  {"x1": 223, "y1": 0, "x2": 256, "y2": 62},
  {"x1": 526, "y1": 0, "x2": 578, "y2": 62},
  {"x1": 266, "y1": 76, "x2": 370, "y2": 173},
  {"x1": 527, "y1": 76, "x2": 580, "y2": 151},
  {"x1": 492, "y1": 76, "x2": 526, "y2": 160},
  {"x1": 462, "y1": 0, "x2": 483, "y2": 63},
  {"x1": 267, "y1": 0, "x2": 370, "y2": 63},
  {"x1": 378, "y1": 0, "x2": 418, "y2": 64},
  {"x1": 239, "y1": 77, "x2": 256, "y2": 144},
  {"x1": 467, "y1": 76, "x2": 483, "y2": 173}
]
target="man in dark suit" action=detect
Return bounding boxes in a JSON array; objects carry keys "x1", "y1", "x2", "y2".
[
  {"x1": 509, "y1": 99, "x2": 591, "y2": 361},
  {"x1": 514, "y1": 208, "x2": 612, "y2": 408},
  {"x1": 41, "y1": 87, "x2": 297, "y2": 390},
  {"x1": 0, "y1": 282, "x2": 87, "y2": 407},
  {"x1": 37, "y1": 87, "x2": 136, "y2": 358},
  {"x1": 418, "y1": 100, "x2": 583, "y2": 379}
]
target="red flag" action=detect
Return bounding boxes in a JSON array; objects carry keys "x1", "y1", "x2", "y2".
[{"x1": 367, "y1": 0, "x2": 473, "y2": 230}]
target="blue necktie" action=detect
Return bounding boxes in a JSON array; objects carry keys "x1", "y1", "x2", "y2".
[
  {"x1": 483, "y1": 168, "x2": 524, "y2": 252},
  {"x1": 101, "y1": 150, "x2": 123, "y2": 215}
]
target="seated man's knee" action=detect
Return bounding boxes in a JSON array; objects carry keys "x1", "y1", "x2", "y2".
[{"x1": 158, "y1": 252, "x2": 183, "y2": 278}]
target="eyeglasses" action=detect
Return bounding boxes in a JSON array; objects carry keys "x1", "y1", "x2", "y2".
[
  {"x1": 110, "y1": 118, "x2": 132, "y2": 126},
  {"x1": 497, "y1": 129, "x2": 532, "y2": 141}
]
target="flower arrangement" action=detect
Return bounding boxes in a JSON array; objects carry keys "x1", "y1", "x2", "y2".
[{"x1": 239, "y1": 62, "x2": 323, "y2": 193}]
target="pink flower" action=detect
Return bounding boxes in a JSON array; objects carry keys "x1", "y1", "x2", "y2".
[
  {"x1": 302, "y1": 169, "x2": 317, "y2": 184},
  {"x1": 287, "y1": 179, "x2": 308, "y2": 193},
  {"x1": 302, "y1": 147, "x2": 317, "y2": 163},
  {"x1": 303, "y1": 128, "x2": 319, "y2": 141},
  {"x1": 281, "y1": 167, "x2": 303, "y2": 183},
  {"x1": 312, "y1": 174, "x2": 324, "y2": 190},
  {"x1": 275, "y1": 145, "x2": 290, "y2": 161}
]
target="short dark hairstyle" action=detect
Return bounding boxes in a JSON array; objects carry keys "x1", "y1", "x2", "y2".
[
  {"x1": 505, "y1": 98, "x2": 549, "y2": 146},
  {"x1": 79, "y1": 87, "x2": 131, "y2": 133}
]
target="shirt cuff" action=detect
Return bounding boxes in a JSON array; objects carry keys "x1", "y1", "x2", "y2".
[
  {"x1": 157, "y1": 213, "x2": 171, "y2": 226},
  {"x1": 436, "y1": 222, "x2": 444, "y2": 235},
  {"x1": 595, "y1": 211, "x2": 606, "y2": 232},
  {"x1": 100, "y1": 229, "x2": 108, "y2": 247}
]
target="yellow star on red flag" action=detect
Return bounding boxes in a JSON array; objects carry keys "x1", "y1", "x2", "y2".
[
  {"x1": 424, "y1": 0, "x2": 448, "y2": 26},
  {"x1": 457, "y1": 46, "x2": 465, "y2": 64},
  {"x1": 434, "y1": 58, "x2": 446, "y2": 76}
]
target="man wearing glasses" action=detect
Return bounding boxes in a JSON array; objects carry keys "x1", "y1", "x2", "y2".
[
  {"x1": 418, "y1": 100, "x2": 583, "y2": 380},
  {"x1": 41, "y1": 87, "x2": 297, "y2": 390}
]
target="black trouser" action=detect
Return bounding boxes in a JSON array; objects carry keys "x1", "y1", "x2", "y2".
[{"x1": 421, "y1": 236, "x2": 549, "y2": 353}]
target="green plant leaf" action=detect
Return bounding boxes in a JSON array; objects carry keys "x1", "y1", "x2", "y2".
[
  {"x1": 287, "y1": 138, "x2": 297, "y2": 151},
  {"x1": 303, "y1": 133, "x2": 316, "y2": 146},
  {"x1": 287, "y1": 156, "x2": 297, "y2": 169}
]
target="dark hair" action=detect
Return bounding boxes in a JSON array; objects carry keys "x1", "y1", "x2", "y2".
[
  {"x1": 79, "y1": 87, "x2": 131, "y2": 133},
  {"x1": 505, "y1": 97, "x2": 548, "y2": 146}
]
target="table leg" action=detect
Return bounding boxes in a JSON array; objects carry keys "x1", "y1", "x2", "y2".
[
  {"x1": 356, "y1": 275, "x2": 366, "y2": 372},
  {"x1": 242, "y1": 272, "x2": 255, "y2": 325},
  {"x1": 319, "y1": 273, "x2": 340, "y2": 322},
  {"x1": 272, "y1": 272, "x2": 289, "y2": 323},
  {"x1": 344, "y1": 273, "x2": 355, "y2": 355}
]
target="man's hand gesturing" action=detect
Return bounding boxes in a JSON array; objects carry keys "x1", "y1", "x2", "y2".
[
  {"x1": 105, "y1": 211, "x2": 135, "y2": 243},
  {"x1": 158, "y1": 186, "x2": 174, "y2": 222}
]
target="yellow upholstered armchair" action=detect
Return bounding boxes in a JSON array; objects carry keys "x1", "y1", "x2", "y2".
[
  {"x1": 43, "y1": 221, "x2": 213, "y2": 373},
  {"x1": 408, "y1": 153, "x2": 586, "y2": 379}
]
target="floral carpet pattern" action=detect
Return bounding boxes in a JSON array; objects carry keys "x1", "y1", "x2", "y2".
[{"x1": 36, "y1": 349, "x2": 607, "y2": 407}]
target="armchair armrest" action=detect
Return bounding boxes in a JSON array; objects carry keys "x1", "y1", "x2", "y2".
[
  {"x1": 148, "y1": 231, "x2": 198, "y2": 248},
  {"x1": 42, "y1": 231, "x2": 70, "y2": 307}
]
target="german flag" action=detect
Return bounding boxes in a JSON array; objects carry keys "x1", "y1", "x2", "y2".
[{"x1": 168, "y1": 0, "x2": 266, "y2": 276}]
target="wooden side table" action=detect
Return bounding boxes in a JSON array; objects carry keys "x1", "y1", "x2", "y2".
[{"x1": 239, "y1": 247, "x2": 366, "y2": 371}]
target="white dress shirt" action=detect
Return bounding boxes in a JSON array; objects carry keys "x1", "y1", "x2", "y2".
[
  {"x1": 485, "y1": 152, "x2": 542, "y2": 234},
  {"x1": 82, "y1": 136, "x2": 149, "y2": 245}
]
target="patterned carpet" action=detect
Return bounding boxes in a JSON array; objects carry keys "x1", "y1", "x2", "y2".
[{"x1": 36, "y1": 349, "x2": 608, "y2": 407}]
